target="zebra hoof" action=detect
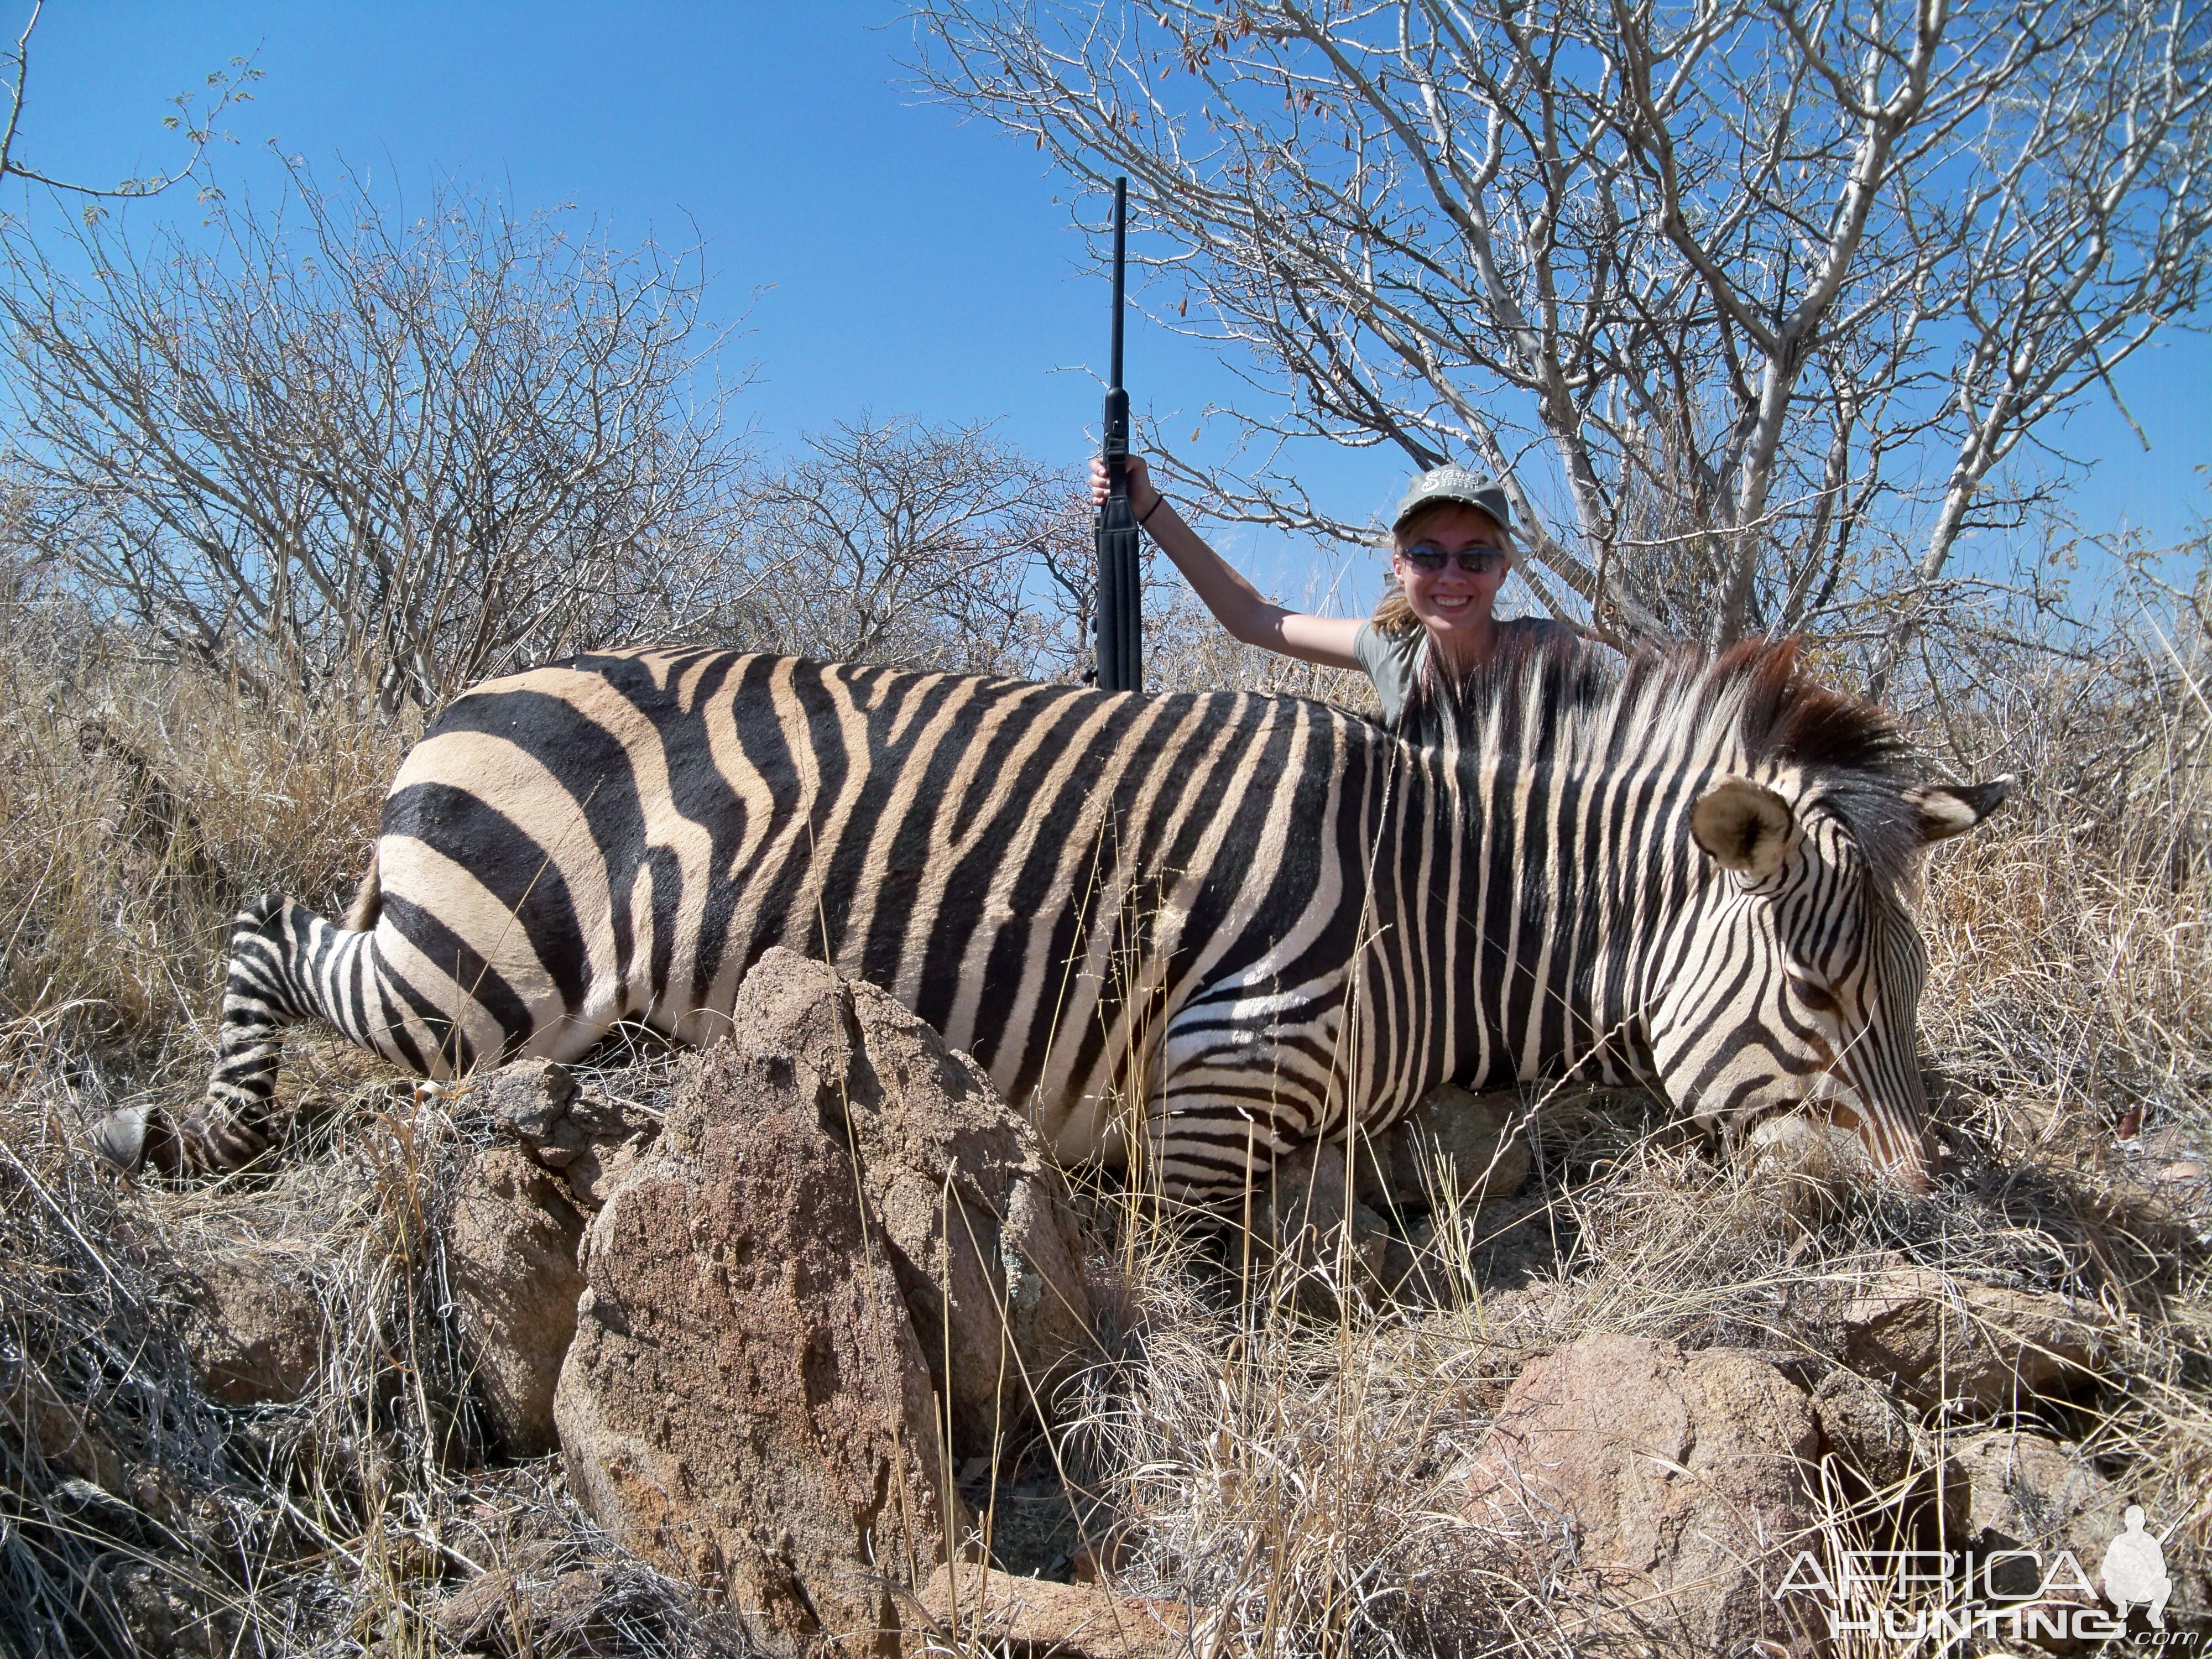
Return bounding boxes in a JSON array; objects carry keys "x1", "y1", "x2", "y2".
[
  {"x1": 92, "y1": 1107, "x2": 150, "y2": 1172},
  {"x1": 91, "y1": 1107, "x2": 181, "y2": 1177}
]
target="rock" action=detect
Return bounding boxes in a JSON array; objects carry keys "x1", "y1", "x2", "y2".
[
  {"x1": 1357, "y1": 1083, "x2": 1531, "y2": 1212},
  {"x1": 435, "y1": 1569, "x2": 522, "y2": 1646},
  {"x1": 1381, "y1": 1212, "x2": 1442, "y2": 1299},
  {"x1": 477, "y1": 1060, "x2": 659, "y2": 1207},
  {"x1": 554, "y1": 1038, "x2": 960, "y2": 1658},
  {"x1": 1953, "y1": 1430, "x2": 2117, "y2": 1600},
  {"x1": 1828, "y1": 1262, "x2": 2106, "y2": 1413},
  {"x1": 1458, "y1": 1334, "x2": 1823, "y2": 1653},
  {"x1": 445, "y1": 1145, "x2": 588, "y2": 1457},
  {"x1": 1258, "y1": 1085, "x2": 1531, "y2": 1306},
  {"x1": 915, "y1": 1564, "x2": 1190, "y2": 1659},
  {"x1": 181, "y1": 1257, "x2": 324, "y2": 1406},
  {"x1": 726, "y1": 949, "x2": 1093, "y2": 1457},
  {"x1": 1811, "y1": 1366, "x2": 1969, "y2": 1541},
  {"x1": 2117, "y1": 1123, "x2": 2212, "y2": 1229},
  {"x1": 1811, "y1": 1367, "x2": 1918, "y2": 1492},
  {"x1": 50, "y1": 1475, "x2": 152, "y2": 1538},
  {"x1": 108, "y1": 1559, "x2": 232, "y2": 1658},
  {"x1": 545, "y1": 1079, "x2": 662, "y2": 1201},
  {"x1": 3, "y1": 1371, "x2": 127, "y2": 1490},
  {"x1": 557, "y1": 1138, "x2": 646, "y2": 1211},
  {"x1": 483, "y1": 1060, "x2": 577, "y2": 1145},
  {"x1": 1246, "y1": 1139, "x2": 1392, "y2": 1314},
  {"x1": 435, "y1": 1567, "x2": 613, "y2": 1656}
]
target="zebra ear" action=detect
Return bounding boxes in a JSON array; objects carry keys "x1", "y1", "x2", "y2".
[
  {"x1": 1906, "y1": 778, "x2": 2011, "y2": 844},
  {"x1": 1690, "y1": 775, "x2": 1799, "y2": 881}
]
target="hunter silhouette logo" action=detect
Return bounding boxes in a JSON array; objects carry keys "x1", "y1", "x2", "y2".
[{"x1": 2101, "y1": 1505, "x2": 2175, "y2": 1629}]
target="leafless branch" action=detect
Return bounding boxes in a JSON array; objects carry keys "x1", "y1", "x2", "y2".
[
  {"x1": 910, "y1": 0, "x2": 2211, "y2": 659},
  {"x1": 0, "y1": 1, "x2": 259, "y2": 211}
]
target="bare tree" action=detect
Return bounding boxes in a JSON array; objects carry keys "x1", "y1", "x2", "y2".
[
  {"x1": 743, "y1": 414, "x2": 1090, "y2": 678},
  {"x1": 911, "y1": 0, "x2": 2212, "y2": 653},
  {"x1": 0, "y1": 162, "x2": 748, "y2": 712},
  {"x1": 2, "y1": 0, "x2": 257, "y2": 208}
]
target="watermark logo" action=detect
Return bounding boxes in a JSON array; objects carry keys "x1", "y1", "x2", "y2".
[
  {"x1": 1771, "y1": 1506, "x2": 2195, "y2": 1647},
  {"x1": 2105, "y1": 1505, "x2": 2177, "y2": 1630}
]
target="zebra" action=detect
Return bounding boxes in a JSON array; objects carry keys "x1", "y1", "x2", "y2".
[{"x1": 97, "y1": 634, "x2": 2005, "y2": 1198}]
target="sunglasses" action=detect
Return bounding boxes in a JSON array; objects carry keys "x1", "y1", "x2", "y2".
[{"x1": 1401, "y1": 544, "x2": 1506, "y2": 575}]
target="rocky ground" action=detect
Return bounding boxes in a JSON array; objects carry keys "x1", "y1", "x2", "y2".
[{"x1": 4, "y1": 937, "x2": 2207, "y2": 1657}]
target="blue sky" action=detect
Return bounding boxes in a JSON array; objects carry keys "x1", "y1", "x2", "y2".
[{"x1": 15, "y1": 3, "x2": 2209, "y2": 609}]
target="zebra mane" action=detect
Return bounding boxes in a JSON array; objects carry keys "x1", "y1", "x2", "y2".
[{"x1": 1417, "y1": 631, "x2": 1929, "y2": 882}]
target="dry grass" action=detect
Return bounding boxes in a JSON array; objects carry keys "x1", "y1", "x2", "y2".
[
  {"x1": 1055, "y1": 1108, "x2": 2206, "y2": 1656},
  {"x1": 1, "y1": 1030, "x2": 757, "y2": 1658},
  {"x1": 3, "y1": 564, "x2": 2209, "y2": 1656},
  {"x1": 0, "y1": 577, "x2": 408, "y2": 1086}
]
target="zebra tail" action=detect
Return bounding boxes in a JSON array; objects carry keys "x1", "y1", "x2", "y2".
[{"x1": 341, "y1": 852, "x2": 381, "y2": 932}]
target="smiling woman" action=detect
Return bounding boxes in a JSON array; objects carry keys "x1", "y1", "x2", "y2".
[{"x1": 1091, "y1": 453, "x2": 1578, "y2": 735}]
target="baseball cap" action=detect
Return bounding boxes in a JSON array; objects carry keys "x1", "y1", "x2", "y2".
[{"x1": 1392, "y1": 465, "x2": 1514, "y2": 535}]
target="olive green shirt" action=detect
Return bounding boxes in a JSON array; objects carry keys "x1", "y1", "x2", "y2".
[{"x1": 1352, "y1": 616, "x2": 1572, "y2": 726}]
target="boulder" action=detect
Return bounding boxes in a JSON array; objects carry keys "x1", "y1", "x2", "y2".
[
  {"x1": 554, "y1": 1040, "x2": 960, "y2": 1658},
  {"x1": 445, "y1": 1145, "x2": 588, "y2": 1458},
  {"x1": 1952, "y1": 1430, "x2": 2116, "y2": 1600},
  {"x1": 1458, "y1": 1334, "x2": 1823, "y2": 1653},
  {"x1": 1827, "y1": 1262, "x2": 2106, "y2": 1413},
  {"x1": 915, "y1": 1564, "x2": 1189, "y2": 1659},
  {"x1": 181, "y1": 1257, "x2": 324, "y2": 1406},
  {"x1": 727, "y1": 949, "x2": 1093, "y2": 1456},
  {"x1": 1356, "y1": 1083, "x2": 1531, "y2": 1212}
]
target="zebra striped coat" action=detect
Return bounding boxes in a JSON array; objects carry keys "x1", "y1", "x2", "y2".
[{"x1": 133, "y1": 637, "x2": 2003, "y2": 1195}]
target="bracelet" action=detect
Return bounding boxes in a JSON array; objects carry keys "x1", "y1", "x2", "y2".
[{"x1": 1137, "y1": 494, "x2": 1165, "y2": 527}]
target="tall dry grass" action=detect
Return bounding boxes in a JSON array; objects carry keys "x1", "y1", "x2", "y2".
[
  {"x1": 1, "y1": 569, "x2": 409, "y2": 1090},
  {"x1": 3, "y1": 578, "x2": 757, "y2": 1656},
  {"x1": 1, "y1": 555, "x2": 2207, "y2": 1656}
]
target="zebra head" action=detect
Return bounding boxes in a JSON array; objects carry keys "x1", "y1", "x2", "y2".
[{"x1": 1648, "y1": 764, "x2": 2009, "y2": 1191}]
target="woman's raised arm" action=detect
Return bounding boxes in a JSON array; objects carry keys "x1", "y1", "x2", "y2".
[{"x1": 1089, "y1": 455, "x2": 1363, "y2": 671}]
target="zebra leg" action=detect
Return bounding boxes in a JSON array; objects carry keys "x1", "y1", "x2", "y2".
[
  {"x1": 96, "y1": 895, "x2": 310, "y2": 1176},
  {"x1": 184, "y1": 893, "x2": 313, "y2": 1170}
]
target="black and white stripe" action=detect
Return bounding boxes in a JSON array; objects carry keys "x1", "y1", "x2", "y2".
[{"x1": 149, "y1": 638, "x2": 2004, "y2": 1193}]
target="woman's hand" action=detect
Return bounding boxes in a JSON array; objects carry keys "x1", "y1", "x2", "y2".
[{"x1": 1089, "y1": 453, "x2": 1161, "y2": 520}]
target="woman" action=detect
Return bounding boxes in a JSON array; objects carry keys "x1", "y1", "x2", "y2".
[{"x1": 1092, "y1": 454, "x2": 1572, "y2": 731}]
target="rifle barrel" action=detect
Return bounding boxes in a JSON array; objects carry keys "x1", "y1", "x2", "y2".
[
  {"x1": 1109, "y1": 178, "x2": 1126, "y2": 393},
  {"x1": 1096, "y1": 176, "x2": 1142, "y2": 693}
]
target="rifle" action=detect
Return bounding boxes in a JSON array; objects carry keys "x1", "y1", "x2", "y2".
[{"x1": 1095, "y1": 176, "x2": 1141, "y2": 693}]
